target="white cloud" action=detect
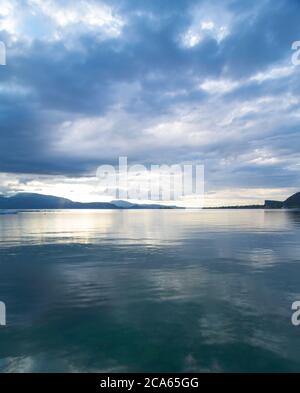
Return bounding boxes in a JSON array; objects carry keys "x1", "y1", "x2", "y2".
[
  {"x1": 0, "y1": 0, "x2": 19, "y2": 38},
  {"x1": 0, "y1": 0, "x2": 125, "y2": 43},
  {"x1": 200, "y1": 78, "x2": 239, "y2": 94},
  {"x1": 181, "y1": 2, "x2": 231, "y2": 47},
  {"x1": 250, "y1": 65, "x2": 295, "y2": 83},
  {"x1": 29, "y1": 0, "x2": 125, "y2": 38}
]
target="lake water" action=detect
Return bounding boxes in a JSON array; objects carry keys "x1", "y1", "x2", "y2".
[{"x1": 0, "y1": 209, "x2": 300, "y2": 372}]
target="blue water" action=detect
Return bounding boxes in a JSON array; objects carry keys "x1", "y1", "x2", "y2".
[{"x1": 0, "y1": 209, "x2": 300, "y2": 372}]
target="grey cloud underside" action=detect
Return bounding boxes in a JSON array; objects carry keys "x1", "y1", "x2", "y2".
[{"x1": 0, "y1": 0, "x2": 300, "y2": 192}]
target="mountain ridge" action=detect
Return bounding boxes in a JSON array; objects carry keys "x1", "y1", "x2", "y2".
[
  {"x1": 0, "y1": 193, "x2": 178, "y2": 210},
  {"x1": 264, "y1": 192, "x2": 300, "y2": 209}
]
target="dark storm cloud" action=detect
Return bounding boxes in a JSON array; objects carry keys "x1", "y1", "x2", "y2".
[{"x1": 221, "y1": 0, "x2": 300, "y2": 77}]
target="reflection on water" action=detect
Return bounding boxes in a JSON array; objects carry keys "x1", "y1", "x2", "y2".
[{"x1": 0, "y1": 210, "x2": 300, "y2": 372}]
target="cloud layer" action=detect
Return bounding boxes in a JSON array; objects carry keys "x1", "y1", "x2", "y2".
[{"x1": 0, "y1": 0, "x2": 300, "y2": 204}]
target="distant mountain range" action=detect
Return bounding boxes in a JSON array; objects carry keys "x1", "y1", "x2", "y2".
[
  {"x1": 1, "y1": 192, "x2": 299, "y2": 211},
  {"x1": 206, "y1": 192, "x2": 300, "y2": 209},
  {"x1": 0, "y1": 193, "x2": 178, "y2": 210},
  {"x1": 264, "y1": 192, "x2": 300, "y2": 209}
]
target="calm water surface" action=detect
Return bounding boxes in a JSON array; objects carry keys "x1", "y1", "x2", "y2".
[{"x1": 0, "y1": 209, "x2": 300, "y2": 372}]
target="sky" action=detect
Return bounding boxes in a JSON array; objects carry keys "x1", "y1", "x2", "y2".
[{"x1": 0, "y1": 0, "x2": 300, "y2": 206}]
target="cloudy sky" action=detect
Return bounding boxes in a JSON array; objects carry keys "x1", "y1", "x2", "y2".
[{"x1": 0, "y1": 0, "x2": 300, "y2": 206}]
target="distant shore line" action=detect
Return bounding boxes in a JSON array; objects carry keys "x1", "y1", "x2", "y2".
[{"x1": 1, "y1": 192, "x2": 300, "y2": 210}]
